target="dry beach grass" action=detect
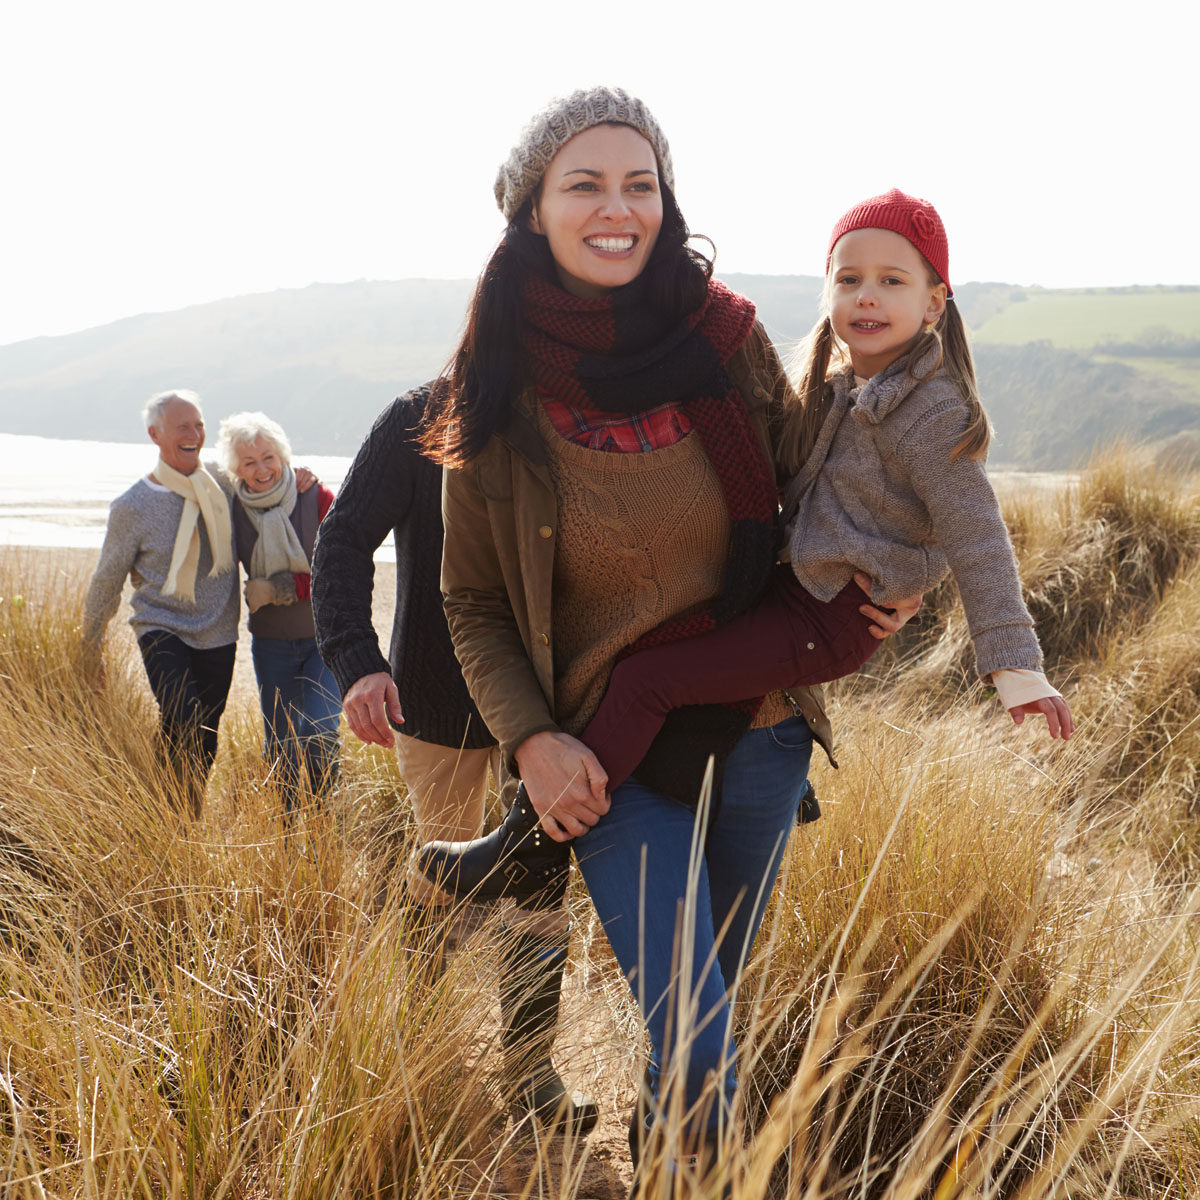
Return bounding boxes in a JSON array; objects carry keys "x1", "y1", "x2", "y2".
[{"x1": 2, "y1": 449, "x2": 1200, "y2": 1198}]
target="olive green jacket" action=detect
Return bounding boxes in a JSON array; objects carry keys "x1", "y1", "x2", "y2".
[{"x1": 440, "y1": 321, "x2": 835, "y2": 772}]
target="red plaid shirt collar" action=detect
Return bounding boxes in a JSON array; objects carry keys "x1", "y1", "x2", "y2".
[{"x1": 541, "y1": 394, "x2": 691, "y2": 453}]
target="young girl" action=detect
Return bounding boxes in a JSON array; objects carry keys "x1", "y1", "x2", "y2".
[{"x1": 421, "y1": 188, "x2": 1074, "y2": 904}]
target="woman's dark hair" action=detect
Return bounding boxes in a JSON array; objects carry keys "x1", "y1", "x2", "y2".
[{"x1": 420, "y1": 176, "x2": 712, "y2": 466}]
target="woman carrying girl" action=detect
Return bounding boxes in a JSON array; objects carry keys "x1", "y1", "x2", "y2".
[
  {"x1": 417, "y1": 89, "x2": 919, "y2": 1175},
  {"x1": 423, "y1": 188, "x2": 1070, "y2": 862}
]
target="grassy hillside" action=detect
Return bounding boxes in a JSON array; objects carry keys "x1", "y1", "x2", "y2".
[
  {"x1": 973, "y1": 286, "x2": 1200, "y2": 413},
  {"x1": 972, "y1": 286, "x2": 1200, "y2": 350},
  {"x1": 977, "y1": 342, "x2": 1199, "y2": 468},
  {"x1": 0, "y1": 280, "x2": 475, "y2": 450},
  {"x1": 3, "y1": 449, "x2": 1200, "y2": 1197}
]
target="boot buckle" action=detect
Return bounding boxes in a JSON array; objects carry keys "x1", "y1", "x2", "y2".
[{"x1": 503, "y1": 859, "x2": 531, "y2": 884}]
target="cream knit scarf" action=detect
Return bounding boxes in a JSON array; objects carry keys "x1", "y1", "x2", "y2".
[
  {"x1": 154, "y1": 458, "x2": 235, "y2": 602},
  {"x1": 235, "y1": 465, "x2": 310, "y2": 580}
]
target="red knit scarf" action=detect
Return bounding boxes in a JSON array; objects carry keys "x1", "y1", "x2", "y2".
[{"x1": 522, "y1": 274, "x2": 779, "y2": 803}]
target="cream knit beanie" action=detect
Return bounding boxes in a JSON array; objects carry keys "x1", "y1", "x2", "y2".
[{"x1": 494, "y1": 86, "x2": 675, "y2": 222}]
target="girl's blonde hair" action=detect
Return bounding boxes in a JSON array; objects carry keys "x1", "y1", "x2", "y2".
[{"x1": 776, "y1": 264, "x2": 990, "y2": 477}]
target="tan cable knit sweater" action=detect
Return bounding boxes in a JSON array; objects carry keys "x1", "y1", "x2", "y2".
[{"x1": 541, "y1": 407, "x2": 791, "y2": 736}]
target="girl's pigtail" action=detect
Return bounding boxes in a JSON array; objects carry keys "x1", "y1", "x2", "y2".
[
  {"x1": 937, "y1": 300, "x2": 991, "y2": 461},
  {"x1": 779, "y1": 317, "x2": 837, "y2": 477}
]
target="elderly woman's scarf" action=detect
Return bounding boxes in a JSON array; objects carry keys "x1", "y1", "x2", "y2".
[
  {"x1": 521, "y1": 274, "x2": 780, "y2": 805},
  {"x1": 154, "y1": 458, "x2": 235, "y2": 602},
  {"x1": 235, "y1": 464, "x2": 311, "y2": 579}
]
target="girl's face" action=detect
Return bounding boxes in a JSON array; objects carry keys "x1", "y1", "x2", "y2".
[
  {"x1": 530, "y1": 123, "x2": 663, "y2": 299},
  {"x1": 234, "y1": 435, "x2": 284, "y2": 493},
  {"x1": 828, "y1": 228, "x2": 947, "y2": 378}
]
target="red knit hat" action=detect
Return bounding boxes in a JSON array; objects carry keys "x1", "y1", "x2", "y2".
[{"x1": 826, "y1": 188, "x2": 952, "y2": 296}]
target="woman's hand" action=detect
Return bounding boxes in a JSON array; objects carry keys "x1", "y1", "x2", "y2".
[
  {"x1": 244, "y1": 579, "x2": 274, "y2": 613},
  {"x1": 515, "y1": 730, "x2": 609, "y2": 842},
  {"x1": 1010, "y1": 696, "x2": 1075, "y2": 740},
  {"x1": 343, "y1": 671, "x2": 404, "y2": 747},
  {"x1": 854, "y1": 572, "x2": 923, "y2": 639}
]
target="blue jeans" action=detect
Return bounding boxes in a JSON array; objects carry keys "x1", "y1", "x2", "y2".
[
  {"x1": 576, "y1": 716, "x2": 813, "y2": 1135},
  {"x1": 251, "y1": 636, "x2": 342, "y2": 808}
]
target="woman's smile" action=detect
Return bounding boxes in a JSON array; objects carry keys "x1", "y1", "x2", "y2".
[{"x1": 584, "y1": 234, "x2": 637, "y2": 255}]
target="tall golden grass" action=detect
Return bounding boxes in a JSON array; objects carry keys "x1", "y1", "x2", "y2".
[{"x1": 2, "y1": 447, "x2": 1199, "y2": 1198}]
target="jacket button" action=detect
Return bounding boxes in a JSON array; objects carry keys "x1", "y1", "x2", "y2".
[
  {"x1": 753, "y1": 385, "x2": 766, "y2": 398},
  {"x1": 540, "y1": 633, "x2": 549, "y2": 645},
  {"x1": 806, "y1": 642, "x2": 815, "y2": 650},
  {"x1": 538, "y1": 525, "x2": 553, "y2": 539}
]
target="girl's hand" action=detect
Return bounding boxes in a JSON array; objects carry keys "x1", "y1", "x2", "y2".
[
  {"x1": 1009, "y1": 696, "x2": 1075, "y2": 740},
  {"x1": 514, "y1": 730, "x2": 610, "y2": 842},
  {"x1": 854, "y1": 572, "x2": 923, "y2": 639}
]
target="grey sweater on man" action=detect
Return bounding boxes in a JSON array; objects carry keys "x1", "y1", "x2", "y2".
[
  {"x1": 781, "y1": 348, "x2": 1041, "y2": 680},
  {"x1": 83, "y1": 477, "x2": 239, "y2": 654}
]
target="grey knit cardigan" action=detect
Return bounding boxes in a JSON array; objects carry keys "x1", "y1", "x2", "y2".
[{"x1": 781, "y1": 346, "x2": 1042, "y2": 679}]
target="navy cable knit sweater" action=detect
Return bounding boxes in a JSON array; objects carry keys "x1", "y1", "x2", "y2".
[{"x1": 311, "y1": 384, "x2": 494, "y2": 750}]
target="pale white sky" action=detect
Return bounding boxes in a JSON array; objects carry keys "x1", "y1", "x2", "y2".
[{"x1": 1, "y1": 0, "x2": 1192, "y2": 347}]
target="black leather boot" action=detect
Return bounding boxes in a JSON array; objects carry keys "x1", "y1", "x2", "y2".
[
  {"x1": 501, "y1": 929, "x2": 599, "y2": 1138},
  {"x1": 417, "y1": 784, "x2": 571, "y2": 908}
]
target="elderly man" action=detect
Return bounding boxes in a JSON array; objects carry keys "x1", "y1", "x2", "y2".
[{"x1": 84, "y1": 389, "x2": 239, "y2": 816}]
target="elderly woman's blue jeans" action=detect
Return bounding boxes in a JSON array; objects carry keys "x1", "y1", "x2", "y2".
[
  {"x1": 251, "y1": 635, "x2": 342, "y2": 808},
  {"x1": 575, "y1": 715, "x2": 813, "y2": 1136}
]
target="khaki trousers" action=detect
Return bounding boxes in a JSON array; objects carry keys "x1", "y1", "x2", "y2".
[
  {"x1": 393, "y1": 734, "x2": 568, "y2": 936},
  {"x1": 394, "y1": 734, "x2": 500, "y2": 902}
]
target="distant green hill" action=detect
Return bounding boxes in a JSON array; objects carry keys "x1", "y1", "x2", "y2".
[
  {"x1": 972, "y1": 286, "x2": 1200, "y2": 350},
  {"x1": 968, "y1": 285, "x2": 1200, "y2": 421},
  {"x1": 0, "y1": 281, "x2": 476, "y2": 451},
  {"x1": 1, "y1": 278, "x2": 1197, "y2": 468}
]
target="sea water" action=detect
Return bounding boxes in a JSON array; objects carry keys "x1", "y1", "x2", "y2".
[
  {"x1": 0, "y1": 433, "x2": 386, "y2": 555},
  {"x1": 0, "y1": 431, "x2": 1067, "y2": 555}
]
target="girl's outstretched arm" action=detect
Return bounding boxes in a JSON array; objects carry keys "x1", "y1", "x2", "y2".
[{"x1": 1009, "y1": 695, "x2": 1075, "y2": 740}]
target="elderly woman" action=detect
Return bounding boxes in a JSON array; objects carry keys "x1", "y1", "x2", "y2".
[
  {"x1": 413, "y1": 88, "x2": 917, "y2": 1177},
  {"x1": 217, "y1": 412, "x2": 340, "y2": 808}
]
